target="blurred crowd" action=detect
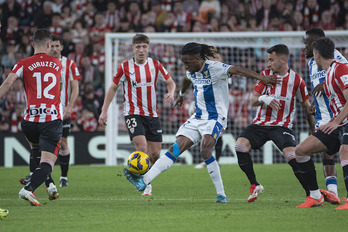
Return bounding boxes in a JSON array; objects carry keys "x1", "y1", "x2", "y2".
[{"x1": 0, "y1": 0, "x2": 348, "y2": 133}]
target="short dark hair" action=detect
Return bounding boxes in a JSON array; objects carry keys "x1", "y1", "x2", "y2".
[
  {"x1": 312, "y1": 37, "x2": 335, "y2": 59},
  {"x1": 51, "y1": 36, "x2": 63, "y2": 44},
  {"x1": 181, "y1": 42, "x2": 217, "y2": 60},
  {"x1": 132, "y1": 34, "x2": 149, "y2": 44},
  {"x1": 267, "y1": 44, "x2": 289, "y2": 56},
  {"x1": 33, "y1": 29, "x2": 52, "y2": 45},
  {"x1": 305, "y1": 28, "x2": 325, "y2": 39}
]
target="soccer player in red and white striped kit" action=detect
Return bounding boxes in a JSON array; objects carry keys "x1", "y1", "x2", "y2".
[
  {"x1": 19, "y1": 37, "x2": 80, "y2": 188},
  {"x1": 0, "y1": 29, "x2": 63, "y2": 206},
  {"x1": 295, "y1": 38, "x2": 348, "y2": 209},
  {"x1": 235, "y1": 44, "x2": 315, "y2": 203},
  {"x1": 99, "y1": 34, "x2": 176, "y2": 196},
  {"x1": 48, "y1": 36, "x2": 80, "y2": 187}
]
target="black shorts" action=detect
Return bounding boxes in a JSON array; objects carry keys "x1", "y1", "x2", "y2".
[
  {"x1": 239, "y1": 124, "x2": 297, "y2": 151},
  {"x1": 312, "y1": 123, "x2": 348, "y2": 155},
  {"x1": 125, "y1": 115, "x2": 162, "y2": 142},
  {"x1": 21, "y1": 120, "x2": 63, "y2": 155},
  {"x1": 62, "y1": 118, "x2": 71, "y2": 137}
]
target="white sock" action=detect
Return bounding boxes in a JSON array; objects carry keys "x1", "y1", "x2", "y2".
[
  {"x1": 206, "y1": 160, "x2": 225, "y2": 196},
  {"x1": 326, "y1": 176, "x2": 338, "y2": 196},
  {"x1": 143, "y1": 155, "x2": 174, "y2": 185},
  {"x1": 310, "y1": 189, "x2": 321, "y2": 199},
  {"x1": 327, "y1": 184, "x2": 338, "y2": 196}
]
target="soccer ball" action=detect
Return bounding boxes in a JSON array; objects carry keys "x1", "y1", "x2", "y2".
[{"x1": 127, "y1": 151, "x2": 150, "y2": 175}]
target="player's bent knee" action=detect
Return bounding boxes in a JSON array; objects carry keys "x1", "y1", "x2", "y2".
[
  {"x1": 296, "y1": 155, "x2": 310, "y2": 163},
  {"x1": 235, "y1": 142, "x2": 249, "y2": 153}
]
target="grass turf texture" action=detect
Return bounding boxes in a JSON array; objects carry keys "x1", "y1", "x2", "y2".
[{"x1": 0, "y1": 164, "x2": 346, "y2": 232}]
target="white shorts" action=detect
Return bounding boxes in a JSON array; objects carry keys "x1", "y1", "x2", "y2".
[{"x1": 176, "y1": 117, "x2": 223, "y2": 144}]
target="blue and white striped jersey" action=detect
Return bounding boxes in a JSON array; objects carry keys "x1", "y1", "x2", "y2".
[
  {"x1": 309, "y1": 49, "x2": 348, "y2": 126},
  {"x1": 186, "y1": 60, "x2": 232, "y2": 128}
]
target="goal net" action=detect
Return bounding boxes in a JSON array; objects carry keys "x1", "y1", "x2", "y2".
[{"x1": 104, "y1": 31, "x2": 348, "y2": 166}]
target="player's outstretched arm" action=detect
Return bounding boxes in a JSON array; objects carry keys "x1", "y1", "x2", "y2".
[
  {"x1": 0, "y1": 73, "x2": 18, "y2": 99},
  {"x1": 174, "y1": 77, "x2": 191, "y2": 107},
  {"x1": 229, "y1": 66, "x2": 279, "y2": 86},
  {"x1": 98, "y1": 82, "x2": 119, "y2": 127}
]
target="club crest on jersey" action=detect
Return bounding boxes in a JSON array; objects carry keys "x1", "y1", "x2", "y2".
[
  {"x1": 151, "y1": 68, "x2": 156, "y2": 75},
  {"x1": 29, "y1": 108, "x2": 58, "y2": 116},
  {"x1": 130, "y1": 128, "x2": 135, "y2": 134}
]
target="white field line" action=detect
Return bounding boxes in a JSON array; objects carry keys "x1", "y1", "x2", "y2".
[{"x1": 1, "y1": 197, "x2": 283, "y2": 201}]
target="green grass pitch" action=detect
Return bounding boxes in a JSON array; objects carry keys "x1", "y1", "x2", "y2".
[{"x1": 0, "y1": 164, "x2": 347, "y2": 232}]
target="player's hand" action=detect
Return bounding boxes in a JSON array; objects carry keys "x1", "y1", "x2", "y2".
[
  {"x1": 98, "y1": 112, "x2": 108, "y2": 127},
  {"x1": 258, "y1": 95, "x2": 281, "y2": 110},
  {"x1": 63, "y1": 105, "x2": 73, "y2": 120},
  {"x1": 318, "y1": 121, "x2": 338, "y2": 134},
  {"x1": 268, "y1": 99, "x2": 282, "y2": 110},
  {"x1": 262, "y1": 75, "x2": 281, "y2": 87},
  {"x1": 164, "y1": 93, "x2": 174, "y2": 104},
  {"x1": 312, "y1": 83, "x2": 324, "y2": 97},
  {"x1": 173, "y1": 96, "x2": 184, "y2": 107}
]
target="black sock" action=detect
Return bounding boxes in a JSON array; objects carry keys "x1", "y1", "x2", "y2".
[
  {"x1": 236, "y1": 151, "x2": 259, "y2": 185},
  {"x1": 215, "y1": 137, "x2": 223, "y2": 162},
  {"x1": 342, "y1": 165, "x2": 348, "y2": 198},
  {"x1": 59, "y1": 154, "x2": 70, "y2": 177},
  {"x1": 298, "y1": 158, "x2": 318, "y2": 191},
  {"x1": 29, "y1": 148, "x2": 41, "y2": 173},
  {"x1": 45, "y1": 174, "x2": 55, "y2": 187},
  {"x1": 25, "y1": 162, "x2": 52, "y2": 192},
  {"x1": 288, "y1": 159, "x2": 309, "y2": 196}
]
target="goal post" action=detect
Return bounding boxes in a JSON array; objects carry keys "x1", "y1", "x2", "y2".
[{"x1": 104, "y1": 31, "x2": 348, "y2": 166}]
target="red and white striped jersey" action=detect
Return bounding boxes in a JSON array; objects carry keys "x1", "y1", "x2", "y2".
[
  {"x1": 252, "y1": 69, "x2": 309, "y2": 128},
  {"x1": 60, "y1": 56, "x2": 81, "y2": 109},
  {"x1": 11, "y1": 53, "x2": 63, "y2": 123},
  {"x1": 323, "y1": 62, "x2": 348, "y2": 125},
  {"x1": 113, "y1": 58, "x2": 171, "y2": 117}
]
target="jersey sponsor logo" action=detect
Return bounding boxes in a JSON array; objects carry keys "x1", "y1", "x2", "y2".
[
  {"x1": 283, "y1": 132, "x2": 295, "y2": 141},
  {"x1": 310, "y1": 70, "x2": 326, "y2": 81},
  {"x1": 28, "y1": 61, "x2": 60, "y2": 71},
  {"x1": 340, "y1": 75, "x2": 348, "y2": 85},
  {"x1": 131, "y1": 80, "x2": 153, "y2": 87},
  {"x1": 157, "y1": 129, "x2": 162, "y2": 133},
  {"x1": 268, "y1": 94, "x2": 290, "y2": 102},
  {"x1": 29, "y1": 107, "x2": 58, "y2": 116},
  {"x1": 192, "y1": 79, "x2": 212, "y2": 85}
]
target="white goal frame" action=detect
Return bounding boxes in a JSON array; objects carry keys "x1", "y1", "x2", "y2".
[{"x1": 104, "y1": 31, "x2": 348, "y2": 166}]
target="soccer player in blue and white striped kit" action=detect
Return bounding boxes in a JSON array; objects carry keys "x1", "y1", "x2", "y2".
[
  {"x1": 303, "y1": 28, "x2": 348, "y2": 204},
  {"x1": 123, "y1": 42, "x2": 278, "y2": 202}
]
